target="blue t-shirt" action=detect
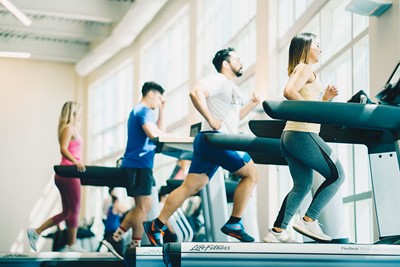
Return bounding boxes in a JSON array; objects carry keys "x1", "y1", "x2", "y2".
[{"x1": 121, "y1": 103, "x2": 156, "y2": 168}]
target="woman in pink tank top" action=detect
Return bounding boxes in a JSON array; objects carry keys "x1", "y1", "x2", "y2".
[{"x1": 27, "y1": 101, "x2": 86, "y2": 252}]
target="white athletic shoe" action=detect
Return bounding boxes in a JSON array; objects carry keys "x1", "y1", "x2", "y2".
[
  {"x1": 263, "y1": 229, "x2": 296, "y2": 243},
  {"x1": 27, "y1": 228, "x2": 39, "y2": 251},
  {"x1": 60, "y1": 243, "x2": 86, "y2": 252},
  {"x1": 293, "y1": 218, "x2": 332, "y2": 242}
]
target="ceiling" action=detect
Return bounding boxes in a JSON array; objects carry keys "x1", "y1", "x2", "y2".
[{"x1": 0, "y1": 0, "x2": 167, "y2": 75}]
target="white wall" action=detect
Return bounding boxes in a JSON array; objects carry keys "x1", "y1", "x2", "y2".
[
  {"x1": 369, "y1": 0, "x2": 400, "y2": 95},
  {"x1": 0, "y1": 58, "x2": 78, "y2": 252}
]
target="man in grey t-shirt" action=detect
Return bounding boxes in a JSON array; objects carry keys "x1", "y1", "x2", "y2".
[{"x1": 144, "y1": 47, "x2": 260, "y2": 246}]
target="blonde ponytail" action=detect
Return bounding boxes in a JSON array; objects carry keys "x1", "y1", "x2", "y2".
[{"x1": 58, "y1": 101, "x2": 81, "y2": 137}]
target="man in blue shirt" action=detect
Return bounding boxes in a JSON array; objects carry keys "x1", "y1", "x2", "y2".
[{"x1": 102, "y1": 81, "x2": 167, "y2": 259}]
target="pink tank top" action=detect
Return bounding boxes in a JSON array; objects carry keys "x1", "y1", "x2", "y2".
[{"x1": 60, "y1": 134, "x2": 83, "y2": 166}]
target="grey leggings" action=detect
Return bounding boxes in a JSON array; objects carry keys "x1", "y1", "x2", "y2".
[{"x1": 274, "y1": 131, "x2": 345, "y2": 229}]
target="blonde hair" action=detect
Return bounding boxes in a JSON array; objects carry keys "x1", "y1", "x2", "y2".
[
  {"x1": 287, "y1": 32, "x2": 317, "y2": 76},
  {"x1": 58, "y1": 101, "x2": 81, "y2": 137}
]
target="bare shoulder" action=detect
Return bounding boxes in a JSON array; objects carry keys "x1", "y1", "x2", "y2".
[
  {"x1": 293, "y1": 63, "x2": 312, "y2": 74},
  {"x1": 292, "y1": 64, "x2": 314, "y2": 80},
  {"x1": 61, "y1": 124, "x2": 73, "y2": 133},
  {"x1": 60, "y1": 124, "x2": 77, "y2": 138}
]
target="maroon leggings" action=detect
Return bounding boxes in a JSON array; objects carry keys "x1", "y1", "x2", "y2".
[{"x1": 51, "y1": 175, "x2": 81, "y2": 228}]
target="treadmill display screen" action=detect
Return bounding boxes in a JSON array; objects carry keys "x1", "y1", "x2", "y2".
[
  {"x1": 375, "y1": 61, "x2": 400, "y2": 105},
  {"x1": 388, "y1": 62, "x2": 400, "y2": 87}
]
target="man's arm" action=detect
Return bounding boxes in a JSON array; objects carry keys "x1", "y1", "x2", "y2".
[
  {"x1": 239, "y1": 92, "x2": 260, "y2": 120},
  {"x1": 157, "y1": 96, "x2": 166, "y2": 131},
  {"x1": 189, "y1": 83, "x2": 222, "y2": 131},
  {"x1": 142, "y1": 97, "x2": 176, "y2": 139},
  {"x1": 142, "y1": 123, "x2": 165, "y2": 139},
  {"x1": 143, "y1": 121, "x2": 187, "y2": 140}
]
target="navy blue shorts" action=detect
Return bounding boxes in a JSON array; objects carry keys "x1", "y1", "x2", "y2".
[{"x1": 188, "y1": 131, "x2": 251, "y2": 179}]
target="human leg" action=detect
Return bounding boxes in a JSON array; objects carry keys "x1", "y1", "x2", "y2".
[
  {"x1": 124, "y1": 195, "x2": 152, "y2": 243},
  {"x1": 230, "y1": 160, "x2": 258, "y2": 218},
  {"x1": 28, "y1": 211, "x2": 58, "y2": 251},
  {"x1": 60, "y1": 228, "x2": 85, "y2": 252},
  {"x1": 66, "y1": 228, "x2": 78, "y2": 247},
  {"x1": 159, "y1": 173, "x2": 208, "y2": 223},
  {"x1": 144, "y1": 173, "x2": 209, "y2": 246},
  {"x1": 301, "y1": 133, "x2": 345, "y2": 221},
  {"x1": 193, "y1": 133, "x2": 258, "y2": 242},
  {"x1": 215, "y1": 151, "x2": 257, "y2": 242},
  {"x1": 262, "y1": 132, "x2": 315, "y2": 243},
  {"x1": 281, "y1": 132, "x2": 345, "y2": 241},
  {"x1": 280, "y1": 132, "x2": 345, "y2": 221},
  {"x1": 103, "y1": 168, "x2": 154, "y2": 257},
  {"x1": 64, "y1": 178, "x2": 81, "y2": 246},
  {"x1": 143, "y1": 133, "x2": 219, "y2": 246},
  {"x1": 28, "y1": 176, "x2": 80, "y2": 251},
  {"x1": 290, "y1": 134, "x2": 344, "y2": 241},
  {"x1": 272, "y1": 155, "x2": 313, "y2": 230}
]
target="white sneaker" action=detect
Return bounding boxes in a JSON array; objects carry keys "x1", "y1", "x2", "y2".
[
  {"x1": 27, "y1": 228, "x2": 39, "y2": 251},
  {"x1": 60, "y1": 243, "x2": 86, "y2": 252},
  {"x1": 263, "y1": 229, "x2": 296, "y2": 243},
  {"x1": 293, "y1": 218, "x2": 332, "y2": 242}
]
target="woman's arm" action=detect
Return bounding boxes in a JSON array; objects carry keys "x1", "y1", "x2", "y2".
[
  {"x1": 322, "y1": 85, "x2": 339, "y2": 101},
  {"x1": 283, "y1": 65, "x2": 314, "y2": 100},
  {"x1": 59, "y1": 125, "x2": 85, "y2": 172}
]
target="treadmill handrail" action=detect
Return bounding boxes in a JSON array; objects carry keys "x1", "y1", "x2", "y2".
[
  {"x1": 53, "y1": 165, "x2": 132, "y2": 190},
  {"x1": 203, "y1": 133, "x2": 281, "y2": 154},
  {"x1": 203, "y1": 133, "x2": 288, "y2": 165},
  {"x1": 263, "y1": 100, "x2": 400, "y2": 131}
]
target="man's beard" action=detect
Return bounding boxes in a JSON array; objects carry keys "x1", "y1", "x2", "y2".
[{"x1": 234, "y1": 68, "x2": 243, "y2": 77}]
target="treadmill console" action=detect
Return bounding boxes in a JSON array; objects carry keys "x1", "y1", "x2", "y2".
[
  {"x1": 375, "y1": 61, "x2": 400, "y2": 106},
  {"x1": 347, "y1": 89, "x2": 374, "y2": 104}
]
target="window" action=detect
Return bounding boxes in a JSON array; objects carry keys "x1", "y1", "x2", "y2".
[
  {"x1": 320, "y1": 0, "x2": 352, "y2": 63},
  {"x1": 88, "y1": 61, "x2": 134, "y2": 165},
  {"x1": 196, "y1": 0, "x2": 256, "y2": 78},
  {"x1": 320, "y1": 50, "x2": 352, "y2": 101},
  {"x1": 353, "y1": 36, "x2": 369, "y2": 94},
  {"x1": 230, "y1": 19, "x2": 257, "y2": 69},
  {"x1": 278, "y1": 0, "x2": 316, "y2": 38},
  {"x1": 141, "y1": 6, "x2": 189, "y2": 126},
  {"x1": 353, "y1": 13, "x2": 368, "y2": 38}
]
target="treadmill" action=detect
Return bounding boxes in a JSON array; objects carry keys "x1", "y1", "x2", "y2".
[
  {"x1": 160, "y1": 133, "x2": 356, "y2": 267},
  {"x1": 0, "y1": 251, "x2": 124, "y2": 267},
  {"x1": 260, "y1": 60, "x2": 400, "y2": 243},
  {"x1": 0, "y1": 249, "x2": 165, "y2": 267},
  {"x1": 159, "y1": 63, "x2": 400, "y2": 267},
  {"x1": 163, "y1": 242, "x2": 400, "y2": 267}
]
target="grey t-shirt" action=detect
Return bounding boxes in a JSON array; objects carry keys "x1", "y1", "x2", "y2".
[{"x1": 198, "y1": 73, "x2": 244, "y2": 134}]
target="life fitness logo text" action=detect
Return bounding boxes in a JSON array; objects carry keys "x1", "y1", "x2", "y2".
[{"x1": 189, "y1": 244, "x2": 231, "y2": 252}]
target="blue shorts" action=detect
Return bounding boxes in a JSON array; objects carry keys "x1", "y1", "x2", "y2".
[{"x1": 188, "y1": 131, "x2": 251, "y2": 179}]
